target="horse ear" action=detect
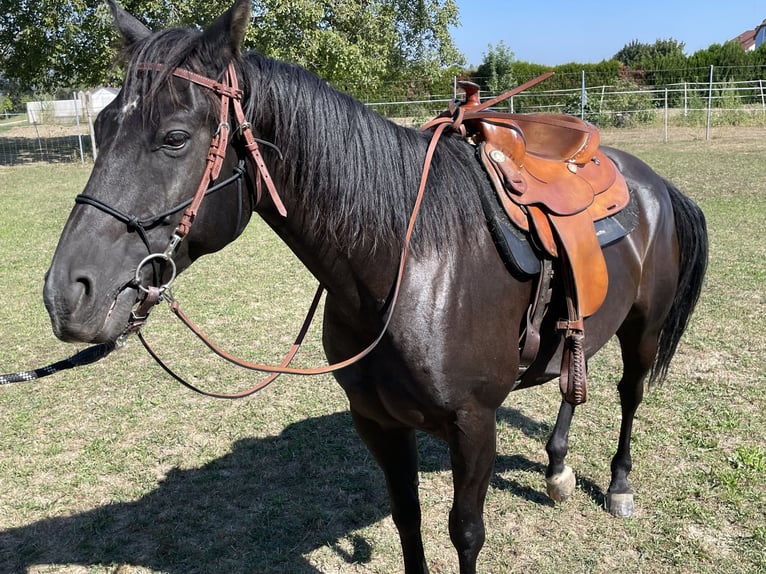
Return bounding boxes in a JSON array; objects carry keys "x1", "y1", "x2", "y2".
[
  {"x1": 201, "y1": 0, "x2": 252, "y2": 58},
  {"x1": 108, "y1": 0, "x2": 151, "y2": 45}
]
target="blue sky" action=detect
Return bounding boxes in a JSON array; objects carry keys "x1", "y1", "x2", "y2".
[{"x1": 451, "y1": 1, "x2": 765, "y2": 66}]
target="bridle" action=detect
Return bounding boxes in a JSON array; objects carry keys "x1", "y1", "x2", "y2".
[
  {"x1": 76, "y1": 62, "x2": 285, "y2": 302},
  {"x1": 71, "y1": 59, "x2": 437, "y2": 398},
  {"x1": 55, "y1": 63, "x2": 552, "y2": 398}
]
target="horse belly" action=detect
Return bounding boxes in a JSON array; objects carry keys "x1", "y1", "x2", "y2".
[{"x1": 332, "y1": 314, "x2": 523, "y2": 435}]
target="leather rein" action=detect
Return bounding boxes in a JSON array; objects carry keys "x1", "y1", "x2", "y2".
[{"x1": 74, "y1": 63, "x2": 552, "y2": 399}]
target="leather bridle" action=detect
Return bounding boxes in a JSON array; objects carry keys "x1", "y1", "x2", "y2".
[
  {"x1": 74, "y1": 61, "x2": 549, "y2": 399},
  {"x1": 135, "y1": 60, "x2": 447, "y2": 398}
]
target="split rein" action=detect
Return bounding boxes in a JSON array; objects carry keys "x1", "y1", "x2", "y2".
[
  {"x1": 130, "y1": 61, "x2": 444, "y2": 398},
  {"x1": 1, "y1": 66, "x2": 553, "y2": 397}
]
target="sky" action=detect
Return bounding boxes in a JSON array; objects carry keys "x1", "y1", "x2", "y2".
[{"x1": 451, "y1": 1, "x2": 765, "y2": 67}]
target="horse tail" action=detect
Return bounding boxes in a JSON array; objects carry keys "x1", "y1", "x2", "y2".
[{"x1": 649, "y1": 180, "x2": 708, "y2": 384}]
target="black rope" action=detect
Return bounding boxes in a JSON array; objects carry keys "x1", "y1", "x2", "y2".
[
  {"x1": 74, "y1": 160, "x2": 248, "y2": 248},
  {"x1": 0, "y1": 342, "x2": 116, "y2": 385},
  {"x1": 75, "y1": 160, "x2": 249, "y2": 283}
]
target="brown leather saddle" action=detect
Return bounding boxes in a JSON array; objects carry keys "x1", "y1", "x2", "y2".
[{"x1": 426, "y1": 81, "x2": 631, "y2": 404}]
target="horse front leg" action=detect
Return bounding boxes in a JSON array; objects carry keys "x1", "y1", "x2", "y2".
[
  {"x1": 447, "y1": 407, "x2": 497, "y2": 574},
  {"x1": 350, "y1": 410, "x2": 429, "y2": 574},
  {"x1": 545, "y1": 399, "x2": 577, "y2": 502}
]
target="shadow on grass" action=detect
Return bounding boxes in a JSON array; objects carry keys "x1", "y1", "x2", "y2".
[
  {"x1": 495, "y1": 405, "x2": 606, "y2": 508},
  {"x1": 0, "y1": 406, "x2": 601, "y2": 573}
]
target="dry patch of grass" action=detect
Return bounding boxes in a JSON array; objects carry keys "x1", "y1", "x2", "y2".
[{"x1": 1, "y1": 129, "x2": 765, "y2": 573}]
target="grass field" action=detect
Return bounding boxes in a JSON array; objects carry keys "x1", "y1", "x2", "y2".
[{"x1": 0, "y1": 127, "x2": 764, "y2": 574}]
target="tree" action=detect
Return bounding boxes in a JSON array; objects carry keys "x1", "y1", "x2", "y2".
[
  {"x1": 248, "y1": 0, "x2": 463, "y2": 94},
  {"x1": 0, "y1": 0, "x2": 114, "y2": 91},
  {"x1": 475, "y1": 41, "x2": 515, "y2": 94},
  {"x1": 613, "y1": 38, "x2": 685, "y2": 69},
  {"x1": 0, "y1": 0, "x2": 463, "y2": 95}
]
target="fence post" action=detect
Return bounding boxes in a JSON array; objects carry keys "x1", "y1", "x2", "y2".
[
  {"x1": 580, "y1": 70, "x2": 586, "y2": 119},
  {"x1": 81, "y1": 91, "x2": 98, "y2": 162},
  {"x1": 72, "y1": 92, "x2": 85, "y2": 164},
  {"x1": 706, "y1": 65, "x2": 713, "y2": 141},
  {"x1": 599, "y1": 85, "x2": 605, "y2": 114},
  {"x1": 664, "y1": 88, "x2": 669, "y2": 143},
  {"x1": 760, "y1": 79, "x2": 765, "y2": 111}
]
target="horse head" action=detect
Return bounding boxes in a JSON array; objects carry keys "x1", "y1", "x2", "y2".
[{"x1": 44, "y1": 0, "x2": 257, "y2": 344}]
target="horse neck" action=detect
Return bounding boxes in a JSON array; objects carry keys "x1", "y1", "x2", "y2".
[{"x1": 244, "y1": 57, "x2": 426, "y2": 300}]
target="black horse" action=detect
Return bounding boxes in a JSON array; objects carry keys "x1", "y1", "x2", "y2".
[{"x1": 42, "y1": 2, "x2": 707, "y2": 572}]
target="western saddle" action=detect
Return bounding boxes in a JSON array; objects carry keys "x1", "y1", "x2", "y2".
[{"x1": 423, "y1": 79, "x2": 630, "y2": 404}]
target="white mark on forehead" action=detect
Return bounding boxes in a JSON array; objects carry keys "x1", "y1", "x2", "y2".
[{"x1": 121, "y1": 97, "x2": 140, "y2": 117}]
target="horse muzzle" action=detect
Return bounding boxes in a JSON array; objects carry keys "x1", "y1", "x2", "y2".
[{"x1": 43, "y1": 264, "x2": 140, "y2": 344}]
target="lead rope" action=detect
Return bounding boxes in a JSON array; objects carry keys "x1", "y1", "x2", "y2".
[{"x1": 0, "y1": 342, "x2": 116, "y2": 386}]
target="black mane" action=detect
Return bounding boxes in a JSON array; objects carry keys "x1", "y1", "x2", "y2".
[
  {"x1": 121, "y1": 25, "x2": 486, "y2": 255},
  {"x1": 240, "y1": 53, "x2": 486, "y2": 255}
]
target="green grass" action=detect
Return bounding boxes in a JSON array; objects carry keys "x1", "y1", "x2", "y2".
[{"x1": 1, "y1": 129, "x2": 765, "y2": 573}]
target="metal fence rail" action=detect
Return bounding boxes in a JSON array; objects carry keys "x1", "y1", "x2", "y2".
[{"x1": 3, "y1": 74, "x2": 765, "y2": 165}]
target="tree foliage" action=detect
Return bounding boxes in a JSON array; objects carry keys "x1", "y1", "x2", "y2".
[
  {"x1": 0, "y1": 0, "x2": 463, "y2": 96},
  {"x1": 612, "y1": 38, "x2": 686, "y2": 68},
  {"x1": 612, "y1": 37, "x2": 766, "y2": 87},
  {"x1": 0, "y1": 0, "x2": 113, "y2": 92},
  {"x1": 475, "y1": 41, "x2": 515, "y2": 93},
  {"x1": 249, "y1": 0, "x2": 463, "y2": 94},
  {"x1": 469, "y1": 35, "x2": 766, "y2": 109}
]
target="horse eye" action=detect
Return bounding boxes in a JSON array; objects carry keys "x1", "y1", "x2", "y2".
[{"x1": 163, "y1": 130, "x2": 190, "y2": 150}]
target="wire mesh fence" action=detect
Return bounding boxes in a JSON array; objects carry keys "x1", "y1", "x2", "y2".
[
  {"x1": 0, "y1": 117, "x2": 92, "y2": 166},
  {"x1": 3, "y1": 74, "x2": 765, "y2": 166}
]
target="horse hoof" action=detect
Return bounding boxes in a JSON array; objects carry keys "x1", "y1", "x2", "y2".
[
  {"x1": 546, "y1": 465, "x2": 576, "y2": 502},
  {"x1": 606, "y1": 492, "x2": 634, "y2": 517}
]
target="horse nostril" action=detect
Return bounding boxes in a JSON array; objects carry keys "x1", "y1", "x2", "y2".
[
  {"x1": 75, "y1": 275, "x2": 93, "y2": 298},
  {"x1": 65, "y1": 271, "x2": 97, "y2": 309}
]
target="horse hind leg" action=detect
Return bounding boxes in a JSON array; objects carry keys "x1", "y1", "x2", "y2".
[
  {"x1": 545, "y1": 400, "x2": 577, "y2": 502},
  {"x1": 544, "y1": 325, "x2": 656, "y2": 515},
  {"x1": 350, "y1": 411, "x2": 429, "y2": 574},
  {"x1": 607, "y1": 324, "x2": 657, "y2": 517}
]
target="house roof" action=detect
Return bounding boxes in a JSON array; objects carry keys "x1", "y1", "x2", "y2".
[
  {"x1": 734, "y1": 18, "x2": 766, "y2": 50},
  {"x1": 734, "y1": 29, "x2": 755, "y2": 50}
]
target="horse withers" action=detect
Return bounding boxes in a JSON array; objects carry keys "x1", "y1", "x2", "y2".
[{"x1": 42, "y1": 2, "x2": 708, "y2": 573}]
